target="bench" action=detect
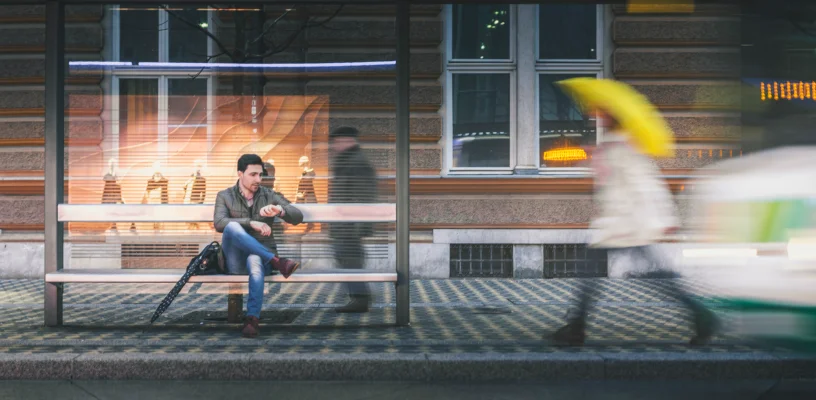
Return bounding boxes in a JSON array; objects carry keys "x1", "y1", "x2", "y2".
[{"x1": 46, "y1": 203, "x2": 398, "y2": 326}]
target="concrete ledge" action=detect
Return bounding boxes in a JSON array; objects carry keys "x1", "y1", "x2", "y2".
[
  {"x1": 1, "y1": 351, "x2": 813, "y2": 381},
  {"x1": 424, "y1": 353, "x2": 604, "y2": 381},
  {"x1": 601, "y1": 352, "x2": 782, "y2": 380},
  {"x1": 0, "y1": 354, "x2": 77, "y2": 380}
]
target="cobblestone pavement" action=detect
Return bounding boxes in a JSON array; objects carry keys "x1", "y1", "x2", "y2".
[{"x1": 0, "y1": 278, "x2": 789, "y2": 355}]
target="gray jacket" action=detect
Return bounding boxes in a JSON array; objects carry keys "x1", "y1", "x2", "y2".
[
  {"x1": 213, "y1": 182, "x2": 303, "y2": 252},
  {"x1": 328, "y1": 145, "x2": 378, "y2": 239}
]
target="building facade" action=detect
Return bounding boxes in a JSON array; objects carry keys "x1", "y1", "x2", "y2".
[{"x1": 0, "y1": 3, "x2": 745, "y2": 279}]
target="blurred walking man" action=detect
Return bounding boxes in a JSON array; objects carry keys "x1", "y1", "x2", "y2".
[{"x1": 328, "y1": 127, "x2": 379, "y2": 313}]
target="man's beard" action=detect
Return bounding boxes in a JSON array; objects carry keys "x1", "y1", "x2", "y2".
[{"x1": 240, "y1": 181, "x2": 258, "y2": 195}]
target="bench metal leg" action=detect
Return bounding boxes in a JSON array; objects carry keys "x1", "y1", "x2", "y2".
[
  {"x1": 227, "y1": 283, "x2": 244, "y2": 323},
  {"x1": 45, "y1": 282, "x2": 63, "y2": 327},
  {"x1": 227, "y1": 294, "x2": 243, "y2": 323}
]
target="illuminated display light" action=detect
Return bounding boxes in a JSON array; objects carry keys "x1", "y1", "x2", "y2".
[
  {"x1": 760, "y1": 81, "x2": 816, "y2": 101},
  {"x1": 627, "y1": 0, "x2": 694, "y2": 13},
  {"x1": 542, "y1": 147, "x2": 588, "y2": 162}
]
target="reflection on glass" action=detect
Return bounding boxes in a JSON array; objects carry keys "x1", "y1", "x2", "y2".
[
  {"x1": 452, "y1": 74, "x2": 511, "y2": 168},
  {"x1": 119, "y1": 9, "x2": 159, "y2": 63},
  {"x1": 119, "y1": 79, "x2": 159, "y2": 171},
  {"x1": 539, "y1": 74, "x2": 595, "y2": 168},
  {"x1": 539, "y1": 4, "x2": 596, "y2": 60},
  {"x1": 168, "y1": 78, "x2": 209, "y2": 157},
  {"x1": 169, "y1": 8, "x2": 210, "y2": 63},
  {"x1": 452, "y1": 4, "x2": 511, "y2": 60}
]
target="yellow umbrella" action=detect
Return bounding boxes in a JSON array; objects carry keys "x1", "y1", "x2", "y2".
[{"x1": 556, "y1": 77, "x2": 675, "y2": 157}]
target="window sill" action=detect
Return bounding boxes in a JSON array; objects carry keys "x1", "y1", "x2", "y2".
[
  {"x1": 446, "y1": 169, "x2": 515, "y2": 176},
  {"x1": 538, "y1": 168, "x2": 593, "y2": 177}
]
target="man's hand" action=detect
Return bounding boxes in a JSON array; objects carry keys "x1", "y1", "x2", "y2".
[
  {"x1": 259, "y1": 204, "x2": 282, "y2": 218},
  {"x1": 249, "y1": 221, "x2": 272, "y2": 236}
]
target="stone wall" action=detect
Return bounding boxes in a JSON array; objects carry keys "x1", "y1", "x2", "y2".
[
  {"x1": 612, "y1": 4, "x2": 741, "y2": 156},
  {"x1": 0, "y1": 5, "x2": 105, "y2": 232}
]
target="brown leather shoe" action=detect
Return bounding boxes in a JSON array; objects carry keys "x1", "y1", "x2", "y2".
[
  {"x1": 271, "y1": 257, "x2": 300, "y2": 279},
  {"x1": 242, "y1": 316, "x2": 260, "y2": 338}
]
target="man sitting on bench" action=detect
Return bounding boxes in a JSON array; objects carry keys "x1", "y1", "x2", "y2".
[{"x1": 214, "y1": 153, "x2": 303, "y2": 338}]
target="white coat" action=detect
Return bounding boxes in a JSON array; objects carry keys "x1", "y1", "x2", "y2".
[{"x1": 589, "y1": 132, "x2": 679, "y2": 248}]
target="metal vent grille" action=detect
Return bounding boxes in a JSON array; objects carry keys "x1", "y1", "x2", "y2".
[
  {"x1": 543, "y1": 244, "x2": 607, "y2": 278},
  {"x1": 450, "y1": 244, "x2": 513, "y2": 278},
  {"x1": 121, "y1": 243, "x2": 201, "y2": 258},
  {"x1": 121, "y1": 243, "x2": 201, "y2": 269}
]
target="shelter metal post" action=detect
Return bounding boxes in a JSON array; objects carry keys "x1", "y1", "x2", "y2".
[
  {"x1": 395, "y1": 0, "x2": 410, "y2": 326},
  {"x1": 44, "y1": 0, "x2": 65, "y2": 327}
]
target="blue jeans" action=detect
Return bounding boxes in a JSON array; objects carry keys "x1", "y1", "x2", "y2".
[{"x1": 221, "y1": 221, "x2": 276, "y2": 318}]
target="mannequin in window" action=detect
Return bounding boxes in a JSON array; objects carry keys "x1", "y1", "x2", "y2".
[
  {"x1": 183, "y1": 160, "x2": 207, "y2": 230},
  {"x1": 102, "y1": 158, "x2": 123, "y2": 232},
  {"x1": 296, "y1": 155, "x2": 317, "y2": 234},
  {"x1": 142, "y1": 161, "x2": 169, "y2": 230},
  {"x1": 296, "y1": 155, "x2": 317, "y2": 204}
]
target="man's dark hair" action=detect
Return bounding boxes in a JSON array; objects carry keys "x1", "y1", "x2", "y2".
[
  {"x1": 329, "y1": 126, "x2": 359, "y2": 141},
  {"x1": 237, "y1": 154, "x2": 264, "y2": 173},
  {"x1": 262, "y1": 162, "x2": 275, "y2": 177}
]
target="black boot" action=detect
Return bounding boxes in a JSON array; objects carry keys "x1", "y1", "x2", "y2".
[
  {"x1": 550, "y1": 318, "x2": 587, "y2": 346},
  {"x1": 655, "y1": 274, "x2": 720, "y2": 346},
  {"x1": 335, "y1": 295, "x2": 371, "y2": 313},
  {"x1": 689, "y1": 306, "x2": 719, "y2": 346}
]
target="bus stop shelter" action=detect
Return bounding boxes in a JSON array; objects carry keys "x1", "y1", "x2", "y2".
[{"x1": 37, "y1": 0, "x2": 412, "y2": 326}]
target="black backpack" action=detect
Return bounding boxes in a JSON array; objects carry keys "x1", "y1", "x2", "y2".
[{"x1": 195, "y1": 241, "x2": 226, "y2": 275}]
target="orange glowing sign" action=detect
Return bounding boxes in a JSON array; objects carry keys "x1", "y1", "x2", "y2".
[
  {"x1": 760, "y1": 81, "x2": 816, "y2": 101},
  {"x1": 542, "y1": 147, "x2": 588, "y2": 162},
  {"x1": 627, "y1": 0, "x2": 694, "y2": 13}
]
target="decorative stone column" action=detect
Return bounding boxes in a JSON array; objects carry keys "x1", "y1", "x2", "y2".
[{"x1": 513, "y1": 4, "x2": 540, "y2": 175}]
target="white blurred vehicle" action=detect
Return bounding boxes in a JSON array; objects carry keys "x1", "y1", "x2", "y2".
[{"x1": 681, "y1": 146, "x2": 816, "y2": 349}]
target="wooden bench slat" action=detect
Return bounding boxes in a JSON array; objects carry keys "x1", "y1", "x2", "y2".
[
  {"x1": 45, "y1": 269, "x2": 398, "y2": 283},
  {"x1": 57, "y1": 204, "x2": 396, "y2": 223}
]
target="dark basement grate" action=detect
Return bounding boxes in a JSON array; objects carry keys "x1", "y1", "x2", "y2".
[
  {"x1": 450, "y1": 244, "x2": 513, "y2": 278},
  {"x1": 543, "y1": 244, "x2": 608, "y2": 278}
]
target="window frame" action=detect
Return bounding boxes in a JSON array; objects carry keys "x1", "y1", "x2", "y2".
[
  {"x1": 108, "y1": 5, "x2": 216, "y2": 169},
  {"x1": 445, "y1": 4, "x2": 517, "y2": 175},
  {"x1": 443, "y1": 3, "x2": 607, "y2": 176},
  {"x1": 535, "y1": 3, "x2": 605, "y2": 64},
  {"x1": 446, "y1": 3, "x2": 516, "y2": 64},
  {"x1": 535, "y1": 4, "x2": 605, "y2": 173},
  {"x1": 445, "y1": 68, "x2": 517, "y2": 174},
  {"x1": 535, "y1": 70, "x2": 602, "y2": 175}
]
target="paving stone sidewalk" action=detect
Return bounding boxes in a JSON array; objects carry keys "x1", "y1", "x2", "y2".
[
  {"x1": 2, "y1": 278, "x2": 814, "y2": 381},
  {"x1": 0, "y1": 278, "x2": 762, "y2": 351}
]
